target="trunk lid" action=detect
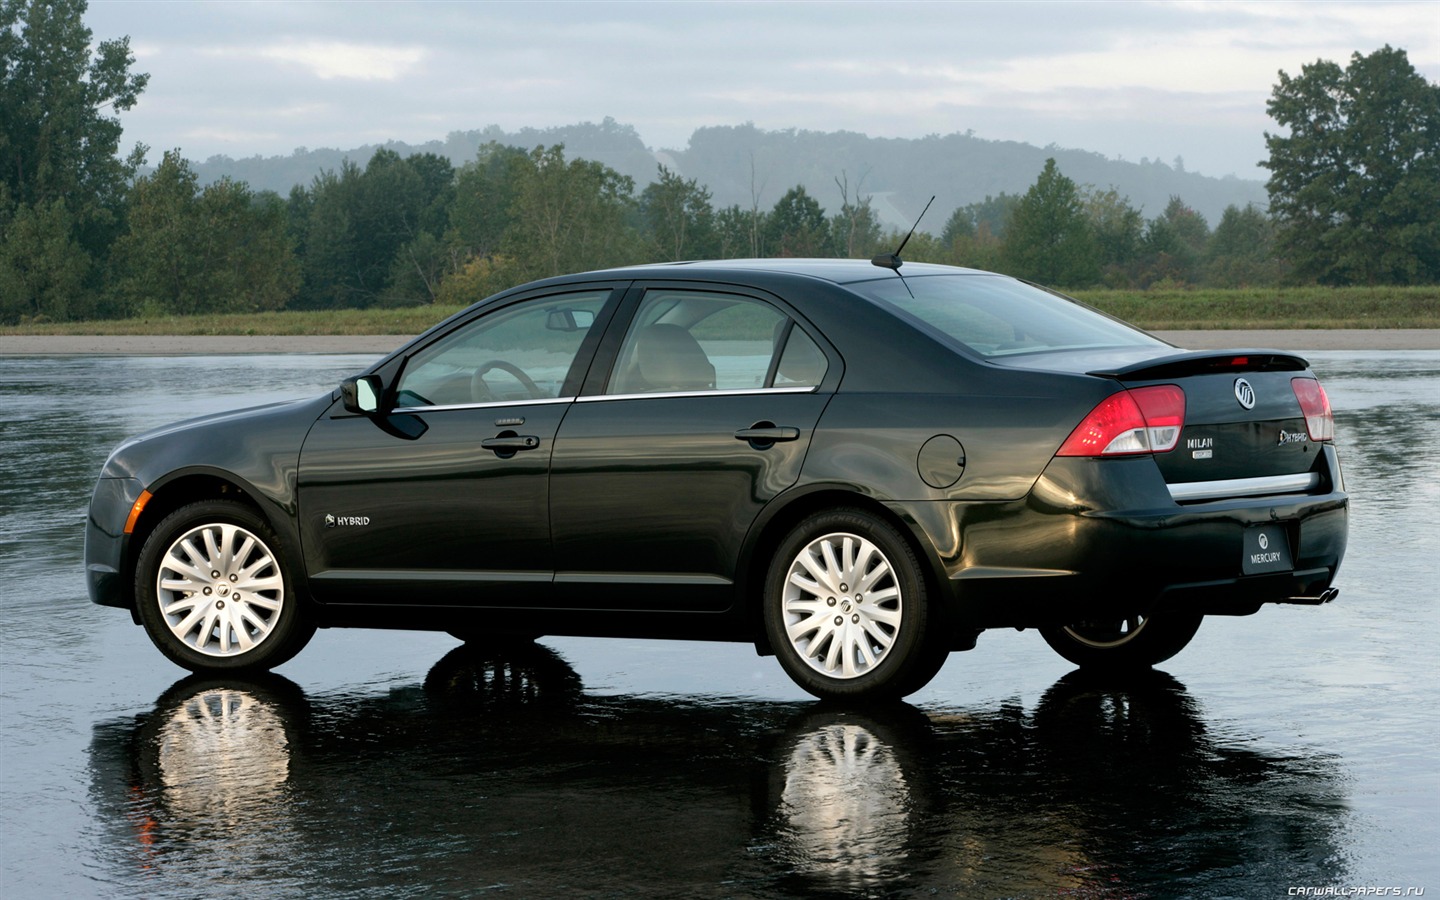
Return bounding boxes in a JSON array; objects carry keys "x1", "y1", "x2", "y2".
[{"x1": 1099, "y1": 352, "x2": 1327, "y2": 497}]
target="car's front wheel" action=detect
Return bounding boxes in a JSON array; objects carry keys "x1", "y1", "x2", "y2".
[
  {"x1": 135, "y1": 500, "x2": 315, "y2": 673},
  {"x1": 1038, "y1": 611, "x2": 1203, "y2": 670},
  {"x1": 763, "y1": 508, "x2": 947, "y2": 701}
]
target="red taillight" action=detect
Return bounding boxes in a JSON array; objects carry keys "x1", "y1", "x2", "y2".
[
  {"x1": 1056, "y1": 385, "x2": 1186, "y2": 457},
  {"x1": 1291, "y1": 377, "x2": 1334, "y2": 441}
]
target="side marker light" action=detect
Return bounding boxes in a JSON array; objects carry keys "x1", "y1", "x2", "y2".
[{"x1": 124, "y1": 490, "x2": 152, "y2": 535}]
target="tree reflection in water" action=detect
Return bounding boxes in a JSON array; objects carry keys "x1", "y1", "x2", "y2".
[{"x1": 89, "y1": 643, "x2": 1347, "y2": 897}]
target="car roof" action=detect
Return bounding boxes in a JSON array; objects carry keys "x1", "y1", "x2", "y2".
[{"x1": 566, "y1": 258, "x2": 997, "y2": 286}]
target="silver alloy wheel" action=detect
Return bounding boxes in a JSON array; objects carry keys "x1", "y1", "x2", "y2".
[
  {"x1": 154, "y1": 522, "x2": 285, "y2": 657},
  {"x1": 781, "y1": 531, "x2": 903, "y2": 679},
  {"x1": 1063, "y1": 615, "x2": 1149, "y2": 648}
]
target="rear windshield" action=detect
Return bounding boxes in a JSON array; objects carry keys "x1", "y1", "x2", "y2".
[{"x1": 850, "y1": 274, "x2": 1168, "y2": 358}]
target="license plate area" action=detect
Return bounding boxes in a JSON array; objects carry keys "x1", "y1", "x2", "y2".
[{"x1": 1242, "y1": 523, "x2": 1293, "y2": 575}]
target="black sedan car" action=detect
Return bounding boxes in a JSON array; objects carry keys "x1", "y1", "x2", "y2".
[{"x1": 86, "y1": 260, "x2": 1348, "y2": 699}]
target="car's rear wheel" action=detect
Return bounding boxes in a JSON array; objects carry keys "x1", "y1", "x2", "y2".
[
  {"x1": 763, "y1": 508, "x2": 946, "y2": 701},
  {"x1": 1039, "y1": 611, "x2": 1203, "y2": 670},
  {"x1": 135, "y1": 500, "x2": 314, "y2": 673}
]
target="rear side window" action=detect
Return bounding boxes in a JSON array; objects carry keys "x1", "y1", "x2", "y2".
[
  {"x1": 607, "y1": 290, "x2": 827, "y2": 394},
  {"x1": 852, "y1": 274, "x2": 1167, "y2": 358}
]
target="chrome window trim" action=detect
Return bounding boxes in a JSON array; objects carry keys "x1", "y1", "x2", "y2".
[
  {"x1": 578, "y1": 386, "x2": 819, "y2": 403},
  {"x1": 1167, "y1": 472, "x2": 1321, "y2": 503},
  {"x1": 392, "y1": 397, "x2": 576, "y2": 414}
]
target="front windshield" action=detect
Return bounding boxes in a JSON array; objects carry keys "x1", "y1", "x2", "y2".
[{"x1": 851, "y1": 274, "x2": 1168, "y2": 358}]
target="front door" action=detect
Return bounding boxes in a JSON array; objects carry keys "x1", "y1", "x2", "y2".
[{"x1": 297, "y1": 288, "x2": 618, "y2": 607}]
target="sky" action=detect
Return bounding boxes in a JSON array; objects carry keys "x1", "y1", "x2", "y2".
[{"x1": 83, "y1": 0, "x2": 1439, "y2": 182}]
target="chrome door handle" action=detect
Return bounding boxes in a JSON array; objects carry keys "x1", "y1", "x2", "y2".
[
  {"x1": 734, "y1": 426, "x2": 800, "y2": 444},
  {"x1": 481, "y1": 435, "x2": 540, "y2": 451}
]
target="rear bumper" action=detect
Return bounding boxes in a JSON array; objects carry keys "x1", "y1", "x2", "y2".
[{"x1": 896, "y1": 448, "x2": 1348, "y2": 629}]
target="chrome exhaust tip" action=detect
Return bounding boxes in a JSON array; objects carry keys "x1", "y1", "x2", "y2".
[{"x1": 1283, "y1": 587, "x2": 1339, "y2": 605}]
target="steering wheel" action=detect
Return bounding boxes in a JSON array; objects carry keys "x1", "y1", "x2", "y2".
[{"x1": 471, "y1": 359, "x2": 543, "y2": 401}]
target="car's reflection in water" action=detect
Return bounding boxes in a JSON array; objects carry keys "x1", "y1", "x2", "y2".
[{"x1": 90, "y1": 642, "x2": 1347, "y2": 897}]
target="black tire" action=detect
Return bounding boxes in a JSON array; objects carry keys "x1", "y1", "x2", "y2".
[
  {"x1": 135, "y1": 500, "x2": 315, "y2": 673},
  {"x1": 763, "y1": 508, "x2": 946, "y2": 701},
  {"x1": 1038, "y1": 611, "x2": 1203, "y2": 670}
]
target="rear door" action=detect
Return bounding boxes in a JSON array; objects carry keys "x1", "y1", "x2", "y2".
[{"x1": 548, "y1": 283, "x2": 839, "y2": 611}]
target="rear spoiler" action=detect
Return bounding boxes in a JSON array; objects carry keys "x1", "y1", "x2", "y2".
[{"x1": 1088, "y1": 349, "x2": 1310, "y2": 380}]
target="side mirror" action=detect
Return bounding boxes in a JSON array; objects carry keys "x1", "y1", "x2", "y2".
[{"x1": 341, "y1": 375, "x2": 382, "y2": 415}]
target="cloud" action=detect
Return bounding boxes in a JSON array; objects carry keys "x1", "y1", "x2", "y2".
[
  {"x1": 253, "y1": 41, "x2": 426, "y2": 81},
  {"x1": 85, "y1": 0, "x2": 1439, "y2": 179}
]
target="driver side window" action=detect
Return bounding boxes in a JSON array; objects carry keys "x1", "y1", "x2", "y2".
[{"x1": 395, "y1": 291, "x2": 609, "y2": 408}]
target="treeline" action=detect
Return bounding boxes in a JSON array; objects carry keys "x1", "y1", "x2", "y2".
[{"x1": 0, "y1": 142, "x2": 1322, "y2": 323}]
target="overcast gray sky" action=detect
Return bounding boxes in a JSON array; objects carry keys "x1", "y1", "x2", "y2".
[{"x1": 84, "y1": 0, "x2": 1439, "y2": 181}]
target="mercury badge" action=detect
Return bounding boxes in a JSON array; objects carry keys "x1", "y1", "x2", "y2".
[{"x1": 1234, "y1": 378, "x2": 1256, "y2": 410}]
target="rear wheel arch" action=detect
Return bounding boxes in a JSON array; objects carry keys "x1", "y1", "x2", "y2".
[
  {"x1": 742, "y1": 488, "x2": 945, "y2": 654},
  {"x1": 761, "y1": 505, "x2": 951, "y2": 699}
]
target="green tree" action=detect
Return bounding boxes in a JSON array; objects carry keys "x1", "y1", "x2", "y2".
[
  {"x1": 387, "y1": 230, "x2": 450, "y2": 306},
  {"x1": 829, "y1": 198, "x2": 882, "y2": 259},
  {"x1": 765, "y1": 185, "x2": 831, "y2": 257},
  {"x1": 353, "y1": 149, "x2": 453, "y2": 306},
  {"x1": 1083, "y1": 187, "x2": 1144, "y2": 284},
  {"x1": 447, "y1": 142, "x2": 529, "y2": 263},
  {"x1": 937, "y1": 194, "x2": 1015, "y2": 271},
  {"x1": 284, "y1": 182, "x2": 313, "y2": 279},
  {"x1": 941, "y1": 193, "x2": 1019, "y2": 245},
  {"x1": 0, "y1": 196, "x2": 92, "y2": 322},
  {"x1": 1000, "y1": 158, "x2": 1098, "y2": 287},
  {"x1": 499, "y1": 144, "x2": 641, "y2": 283},
  {"x1": 295, "y1": 149, "x2": 455, "y2": 308},
  {"x1": 1, "y1": 0, "x2": 147, "y2": 223},
  {"x1": 1137, "y1": 196, "x2": 1209, "y2": 285},
  {"x1": 639, "y1": 164, "x2": 716, "y2": 261},
  {"x1": 887, "y1": 229, "x2": 947, "y2": 264},
  {"x1": 829, "y1": 171, "x2": 882, "y2": 259},
  {"x1": 295, "y1": 162, "x2": 361, "y2": 309},
  {"x1": 941, "y1": 225, "x2": 1003, "y2": 271},
  {"x1": 1205, "y1": 204, "x2": 1285, "y2": 286},
  {"x1": 1262, "y1": 45, "x2": 1440, "y2": 284},
  {"x1": 374, "y1": 151, "x2": 454, "y2": 306},
  {"x1": 110, "y1": 150, "x2": 298, "y2": 315},
  {"x1": 1, "y1": 0, "x2": 147, "y2": 319},
  {"x1": 714, "y1": 203, "x2": 764, "y2": 258}
]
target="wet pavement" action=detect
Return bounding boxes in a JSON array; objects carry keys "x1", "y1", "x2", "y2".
[{"x1": 1, "y1": 350, "x2": 1436, "y2": 898}]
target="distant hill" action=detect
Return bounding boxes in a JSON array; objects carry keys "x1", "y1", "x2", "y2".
[
  {"x1": 189, "y1": 118, "x2": 1267, "y2": 232},
  {"x1": 189, "y1": 118, "x2": 658, "y2": 200},
  {"x1": 669, "y1": 125, "x2": 1267, "y2": 230}
]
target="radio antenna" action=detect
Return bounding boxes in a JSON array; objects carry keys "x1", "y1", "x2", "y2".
[{"x1": 871, "y1": 195, "x2": 935, "y2": 271}]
